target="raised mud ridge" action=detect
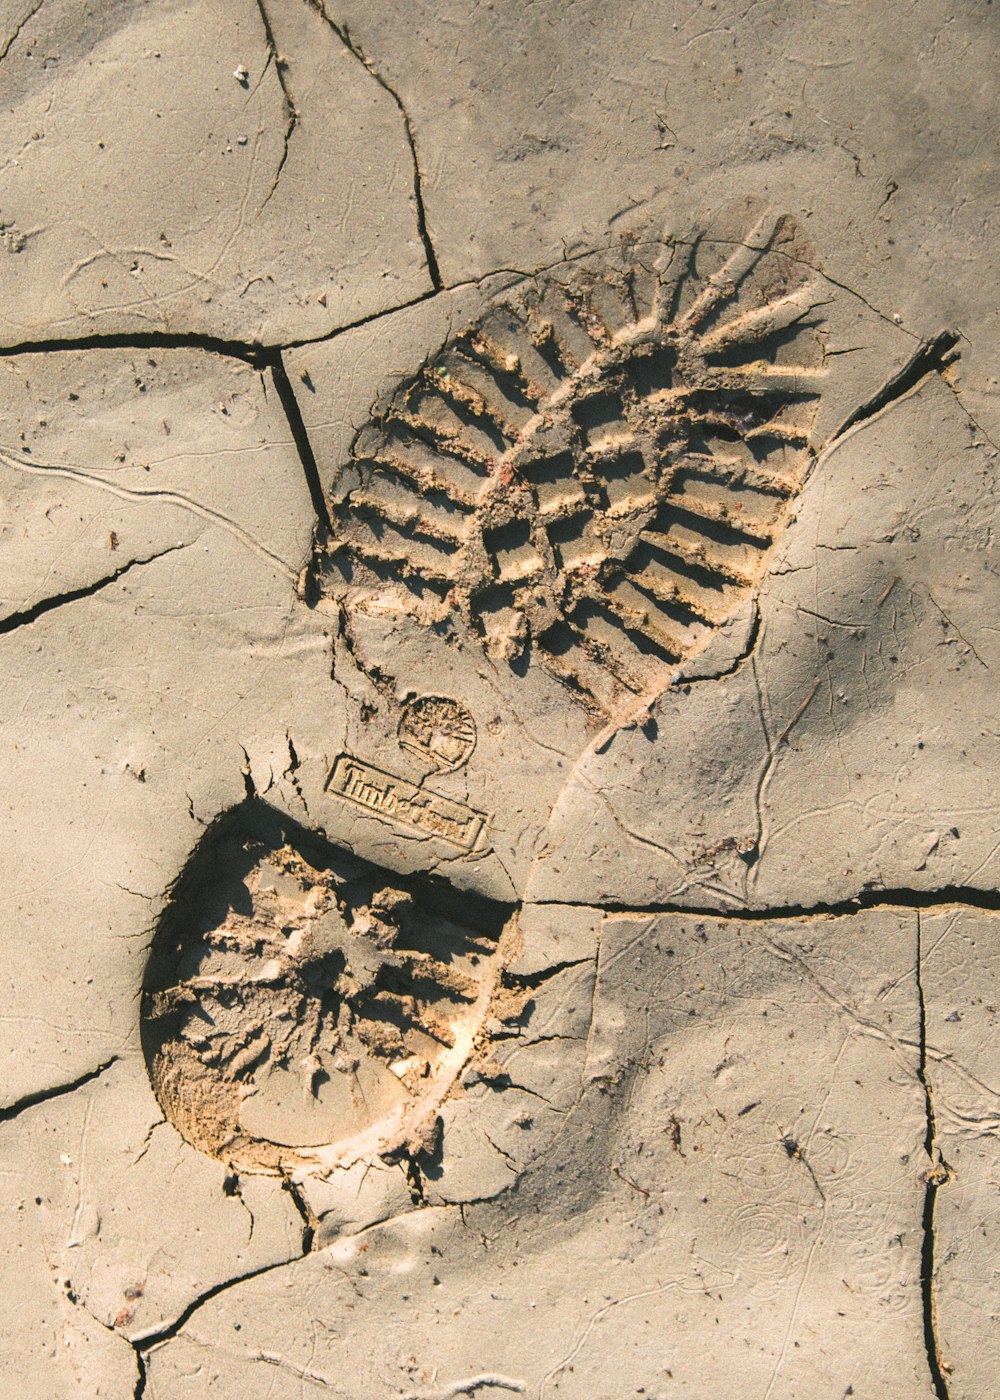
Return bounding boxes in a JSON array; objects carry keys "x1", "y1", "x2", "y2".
[
  {"x1": 313, "y1": 210, "x2": 827, "y2": 715},
  {"x1": 141, "y1": 805, "x2": 515, "y2": 1173}
]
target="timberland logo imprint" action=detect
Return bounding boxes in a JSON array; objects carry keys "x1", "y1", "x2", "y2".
[{"x1": 326, "y1": 753, "x2": 488, "y2": 850}]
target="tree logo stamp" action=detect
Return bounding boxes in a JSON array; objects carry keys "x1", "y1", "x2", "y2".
[{"x1": 398, "y1": 694, "x2": 477, "y2": 771}]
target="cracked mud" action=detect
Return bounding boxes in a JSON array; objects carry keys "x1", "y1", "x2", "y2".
[{"x1": 1, "y1": 3, "x2": 997, "y2": 1399}]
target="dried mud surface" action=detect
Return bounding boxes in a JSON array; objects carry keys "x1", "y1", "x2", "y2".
[{"x1": 0, "y1": 2, "x2": 997, "y2": 1398}]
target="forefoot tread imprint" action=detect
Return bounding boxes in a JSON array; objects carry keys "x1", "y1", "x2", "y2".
[{"x1": 313, "y1": 210, "x2": 827, "y2": 716}]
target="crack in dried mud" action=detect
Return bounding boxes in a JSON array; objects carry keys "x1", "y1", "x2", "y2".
[
  {"x1": 0, "y1": 0, "x2": 44, "y2": 66},
  {"x1": 129, "y1": 1253, "x2": 303, "y2": 1396},
  {"x1": 0, "y1": 1056, "x2": 119, "y2": 1123},
  {"x1": 0, "y1": 249, "x2": 946, "y2": 376},
  {"x1": 831, "y1": 328, "x2": 960, "y2": 439},
  {"x1": 305, "y1": 1, "x2": 442, "y2": 292},
  {"x1": 672, "y1": 235, "x2": 917, "y2": 342},
  {"x1": 253, "y1": 0, "x2": 299, "y2": 216},
  {"x1": 0, "y1": 544, "x2": 188, "y2": 637},
  {"x1": 253, "y1": 1349, "x2": 336, "y2": 1389},
  {"x1": 0, "y1": 329, "x2": 270, "y2": 362},
  {"x1": 269, "y1": 354, "x2": 335, "y2": 538},
  {"x1": 915, "y1": 911, "x2": 955, "y2": 1400},
  {"x1": 279, "y1": 1173, "x2": 318, "y2": 1253},
  {"x1": 401, "y1": 1374, "x2": 526, "y2": 1400},
  {"x1": 130, "y1": 1204, "x2": 465, "y2": 1391},
  {"x1": 675, "y1": 597, "x2": 763, "y2": 687},
  {"x1": 533, "y1": 885, "x2": 1000, "y2": 920}
]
